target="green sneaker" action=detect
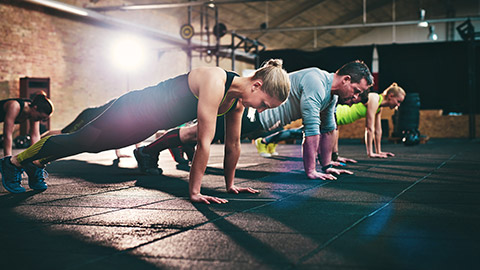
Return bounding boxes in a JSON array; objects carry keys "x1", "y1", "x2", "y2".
[
  {"x1": 267, "y1": 143, "x2": 279, "y2": 156},
  {"x1": 255, "y1": 138, "x2": 271, "y2": 157}
]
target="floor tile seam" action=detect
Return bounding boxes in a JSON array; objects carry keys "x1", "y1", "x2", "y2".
[
  {"x1": 138, "y1": 253, "x2": 249, "y2": 261},
  {"x1": 190, "y1": 227, "x2": 348, "y2": 236},
  {"x1": 0, "y1": 209, "x2": 129, "y2": 238},
  {"x1": 187, "y1": 227, "x2": 480, "y2": 240},
  {"x1": 0, "y1": 206, "x2": 128, "y2": 236},
  {"x1": 291, "y1": 153, "x2": 458, "y2": 268},
  {"x1": 394, "y1": 190, "x2": 480, "y2": 194},
  {"x1": 27, "y1": 186, "x2": 136, "y2": 205},
  {"x1": 19, "y1": 202, "x2": 176, "y2": 210},
  {"x1": 211, "y1": 168, "x2": 299, "y2": 189},
  {"x1": 18, "y1": 204, "x2": 129, "y2": 210},
  {"x1": 344, "y1": 159, "x2": 415, "y2": 173},
  {"x1": 35, "y1": 197, "x2": 180, "y2": 220},
  {"x1": 204, "y1": 171, "x2": 334, "y2": 213},
  {"x1": 130, "y1": 254, "x2": 289, "y2": 265},
  {"x1": 51, "y1": 221, "x2": 182, "y2": 230},
  {"x1": 46, "y1": 181, "x2": 136, "y2": 189},
  {"x1": 352, "y1": 169, "x2": 431, "y2": 177},
  {"x1": 27, "y1": 186, "x2": 176, "y2": 207},
  {"x1": 355, "y1": 167, "x2": 434, "y2": 172},
  {"x1": 248, "y1": 199, "x2": 393, "y2": 203},
  {"x1": 53, "y1": 207, "x2": 128, "y2": 225},
  {"x1": 354, "y1": 213, "x2": 480, "y2": 219},
  {"x1": 230, "y1": 180, "x2": 334, "y2": 214},
  {"x1": 320, "y1": 233, "x2": 480, "y2": 241},
  {"x1": 383, "y1": 201, "x2": 480, "y2": 205},
  {"x1": 110, "y1": 197, "x2": 178, "y2": 210},
  {"x1": 125, "y1": 254, "x2": 293, "y2": 267}
]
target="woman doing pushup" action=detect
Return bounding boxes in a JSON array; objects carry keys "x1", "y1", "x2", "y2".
[{"x1": 0, "y1": 59, "x2": 290, "y2": 204}]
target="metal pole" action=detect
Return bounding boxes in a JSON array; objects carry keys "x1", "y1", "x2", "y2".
[
  {"x1": 188, "y1": 2, "x2": 192, "y2": 70},
  {"x1": 215, "y1": 5, "x2": 220, "y2": 66},
  {"x1": 468, "y1": 40, "x2": 477, "y2": 139},
  {"x1": 255, "y1": 45, "x2": 260, "y2": 68},
  {"x1": 233, "y1": 16, "x2": 480, "y2": 33},
  {"x1": 363, "y1": 0, "x2": 366, "y2": 24},
  {"x1": 231, "y1": 32, "x2": 236, "y2": 70}
]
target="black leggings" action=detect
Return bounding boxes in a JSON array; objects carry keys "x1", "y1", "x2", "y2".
[
  {"x1": 60, "y1": 99, "x2": 116, "y2": 134},
  {"x1": 264, "y1": 127, "x2": 304, "y2": 144},
  {"x1": 18, "y1": 74, "x2": 198, "y2": 164}
]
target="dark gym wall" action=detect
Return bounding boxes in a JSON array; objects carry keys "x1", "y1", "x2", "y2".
[
  {"x1": 260, "y1": 42, "x2": 479, "y2": 115},
  {"x1": 377, "y1": 41, "x2": 480, "y2": 114}
]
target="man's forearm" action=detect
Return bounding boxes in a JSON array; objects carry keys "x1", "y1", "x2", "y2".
[
  {"x1": 303, "y1": 135, "x2": 320, "y2": 176},
  {"x1": 319, "y1": 131, "x2": 334, "y2": 166}
]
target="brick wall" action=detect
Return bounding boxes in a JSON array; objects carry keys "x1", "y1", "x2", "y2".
[{"x1": 0, "y1": 0, "x2": 251, "y2": 134}]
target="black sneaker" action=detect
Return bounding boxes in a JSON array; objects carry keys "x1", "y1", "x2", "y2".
[
  {"x1": 169, "y1": 147, "x2": 189, "y2": 165},
  {"x1": 133, "y1": 146, "x2": 162, "y2": 175},
  {"x1": 0, "y1": 156, "x2": 26, "y2": 193},
  {"x1": 24, "y1": 162, "x2": 48, "y2": 191}
]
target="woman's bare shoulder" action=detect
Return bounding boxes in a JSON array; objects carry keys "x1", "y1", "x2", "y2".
[
  {"x1": 3, "y1": 99, "x2": 21, "y2": 111},
  {"x1": 190, "y1": 66, "x2": 225, "y2": 77},
  {"x1": 189, "y1": 67, "x2": 226, "y2": 91}
]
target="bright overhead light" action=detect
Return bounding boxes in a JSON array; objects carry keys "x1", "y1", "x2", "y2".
[
  {"x1": 25, "y1": 0, "x2": 88, "y2": 16},
  {"x1": 110, "y1": 35, "x2": 146, "y2": 72},
  {"x1": 417, "y1": 9, "x2": 428, "y2": 27},
  {"x1": 428, "y1": 25, "x2": 438, "y2": 41},
  {"x1": 418, "y1": 21, "x2": 429, "y2": 27},
  {"x1": 207, "y1": 0, "x2": 215, "y2": 8}
]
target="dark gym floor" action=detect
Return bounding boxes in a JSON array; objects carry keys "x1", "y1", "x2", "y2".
[{"x1": 1, "y1": 138, "x2": 479, "y2": 270}]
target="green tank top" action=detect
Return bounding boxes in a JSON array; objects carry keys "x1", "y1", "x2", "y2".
[{"x1": 336, "y1": 94, "x2": 383, "y2": 125}]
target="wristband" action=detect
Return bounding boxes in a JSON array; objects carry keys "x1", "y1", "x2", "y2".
[
  {"x1": 321, "y1": 164, "x2": 333, "y2": 173},
  {"x1": 332, "y1": 152, "x2": 339, "y2": 161}
]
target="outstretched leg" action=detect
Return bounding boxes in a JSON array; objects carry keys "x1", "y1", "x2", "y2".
[{"x1": 255, "y1": 127, "x2": 304, "y2": 157}]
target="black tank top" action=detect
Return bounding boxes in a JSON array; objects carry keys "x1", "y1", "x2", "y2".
[
  {"x1": 0, "y1": 98, "x2": 30, "y2": 123},
  {"x1": 218, "y1": 71, "x2": 239, "y2": 116}
]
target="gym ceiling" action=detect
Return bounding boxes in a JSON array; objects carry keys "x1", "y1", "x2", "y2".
[{"x1": 24, "y1": 0, "x2": 479, "y2": 51}]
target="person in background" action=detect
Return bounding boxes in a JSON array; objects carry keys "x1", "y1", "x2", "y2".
[
  {"x1": 252, "y1": 83, "x2": 405, "y2": 162},
  {"x1": 333, "y1": 82, "x2": 406, "y2": 159},
  {"x1": 0, "y1": 91, "x2": 54, "y2": 191}
]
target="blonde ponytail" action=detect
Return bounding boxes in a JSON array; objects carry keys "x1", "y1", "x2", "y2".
[
  {"x1": 383, "y1": 82, "x2": 406, "y2": 97},
  {"x1": 251, "y1": 59, "x2": 290, "y2": 103}
]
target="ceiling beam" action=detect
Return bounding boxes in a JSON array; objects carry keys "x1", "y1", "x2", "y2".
[
  {"x1": 249, "y1": 0, "x2": 327, "y2": 40},
  {"x1": 86, "y1": 0, "x2": 281, "y2": 12},
  {"x1": 294, "y1": 0, "x2": 392, "y2": 49},
  {"x1": 22, "y1": 0, "x2": 257, "y2": 61}
]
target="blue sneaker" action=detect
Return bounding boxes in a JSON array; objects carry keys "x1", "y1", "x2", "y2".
[
  {"x1": 0, "y1": 156, "x2": 26, "y2": 193},
  {"x1": 24, "y1": 162, "x2": 48, "y2": 191}
]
